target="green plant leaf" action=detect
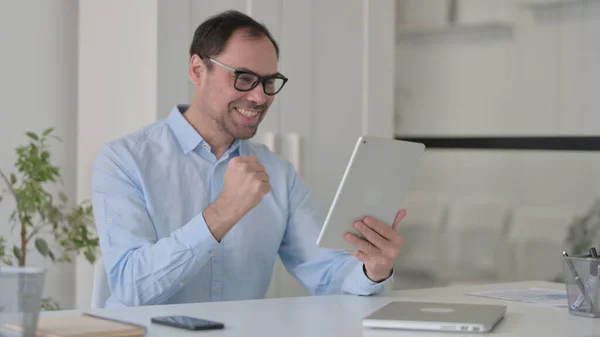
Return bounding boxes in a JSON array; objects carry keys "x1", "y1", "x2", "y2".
[
  {"x1": 26, "y1": 132, "x2": 39, "y2": 141},
  {"x1": 35, "y1": 238, "x2": 49, "y2": 257},
  {"x1": 10, "y1": 173, "x2": 16, "y2": 185},
  {"x1": 12, "y1": 245, "x2": 22, "y2": 263},
  {"x1": 84, "y1": 250, "x2": 96, "y2": 264},
  {"x1": 40, "y1": 297, "x2": 60, "y2": 311},
  {"x1": 48, "y1": 250, "x2": 55, "y2": 262},
  {"x1": 0, "y1": 237, "x2": 6, "y2": 264},
  {"x1": 42, "y1": 128, "x2": 54, "y2": 137},
  {"x1": 58, "y1": 192, "x2": 68, "y2": 203}
]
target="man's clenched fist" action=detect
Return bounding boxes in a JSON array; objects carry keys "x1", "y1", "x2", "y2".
[
  {"x1": 221, "y1": 156, "x2": 271, "y2": 216},
  {"x1": 203, "y1": 156, "x2": 271, "y2": 241}
]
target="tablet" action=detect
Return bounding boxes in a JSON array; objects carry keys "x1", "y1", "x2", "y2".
[{"x1": 316, "y1": 136, "x2": 425, "y2": 250}]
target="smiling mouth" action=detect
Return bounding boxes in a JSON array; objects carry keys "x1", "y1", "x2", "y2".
[{"x1": 235, "y1": 107, "x2": 261, "y2": 118}]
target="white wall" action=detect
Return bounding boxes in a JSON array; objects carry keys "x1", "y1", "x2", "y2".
[
  {"x1": 0, "y1": 0, "x2": 78, "y2": 309},
  {"x1": 157, "y1": 0, "x2": 193, "y2": 116},
  {"x1": 396, "y1": 0, "x2": 600, "y2": 214},
  {"x1": 76, "y1": 0, "x2": 159, "y2": 309}
]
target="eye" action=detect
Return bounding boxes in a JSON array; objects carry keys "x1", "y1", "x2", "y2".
[{"x1": 237, "y1": 73, "x2": 256, "y2": 84}]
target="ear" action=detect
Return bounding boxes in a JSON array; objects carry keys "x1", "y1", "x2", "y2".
[{"x1": 189, "y1": 54, "x2": 204, "y2": 85}]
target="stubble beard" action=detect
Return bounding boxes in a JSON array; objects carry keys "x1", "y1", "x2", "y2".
[{"x1": 217, "y1": 102, "x2": 266, "y2": 140}]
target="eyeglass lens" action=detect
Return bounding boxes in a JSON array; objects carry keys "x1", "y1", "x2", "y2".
[{"x1": 235, "y1": 73, "x2": 285, "y2": 94}]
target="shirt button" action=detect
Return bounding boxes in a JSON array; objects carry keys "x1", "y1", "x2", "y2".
[
  {"x1": 203, "y1": 143, "x2": 209, "y2": 149},
  {"x1": 107, "y1": 218, "x2": 113, "y2": 224},
  {"x1": 214, "y1": 289, "x2": 220, "y2": 294},
  {"x1": 209, "y1": 251, "x2": 214, "y2": 256}
]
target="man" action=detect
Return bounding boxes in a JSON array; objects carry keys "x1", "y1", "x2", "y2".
[{"x1": 91, "y1": 10, "x2": 405, "y2": 308}]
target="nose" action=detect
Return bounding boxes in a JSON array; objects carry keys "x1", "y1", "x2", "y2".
[{"x1": 246, "y1": 83, "x2": 268, "y2": 105}]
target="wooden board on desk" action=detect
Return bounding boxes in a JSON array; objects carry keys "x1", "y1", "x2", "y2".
[{"x1": 4, "y1": 314, "x2": 146, "y2": 337}]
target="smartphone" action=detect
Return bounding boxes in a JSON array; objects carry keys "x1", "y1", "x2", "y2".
[{"x1": 150, "y1": 315, "x2": 224, "y2": 330}]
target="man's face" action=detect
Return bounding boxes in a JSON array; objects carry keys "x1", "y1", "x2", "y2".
[{"x1": 194, "y1": 30, "x2": 278, "y2": 140}]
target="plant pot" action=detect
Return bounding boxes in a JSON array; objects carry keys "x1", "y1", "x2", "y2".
[{"x1": 0, "y1": 267, "x2": 46, "y2": 337}]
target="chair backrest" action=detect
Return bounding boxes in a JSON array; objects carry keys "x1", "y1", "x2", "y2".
[
  {"x1": 507, "y1": 206, "x2": 574, "y2": 282},
  {"x1": 508, "y1": 206, "x2": 573, "y2": 245},
  {"x1": 395, "y1": 192, "x2": 448, "y2": 269},
  {"x1": 445, "y1": 196, "x2": 511, "y2": 271},
  {"x1": 90, "y1": 258, "x2": 110, "y2": 309},
  {"x1": 446, "y1": 197, "x2": 511, "y2": 232},
  {"x1": 392, "y1": 192, "x2": 449, "y2": 290},
  {"x1": 400, "y1": 191, "x2": 449, "y2": 230}
]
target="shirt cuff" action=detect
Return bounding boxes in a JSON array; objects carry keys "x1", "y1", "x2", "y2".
[
  {"x1": 178, "y1": 211, "x2": 220, "y2": 258},
  {"x1": 351, "y1": 263, "x2": 394, "y2": 295}
]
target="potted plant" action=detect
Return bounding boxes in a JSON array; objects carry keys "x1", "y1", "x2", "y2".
[
  {"x1": 0, "y1": 128, "x2": 99, "y2": 310},
  {"x1": 565, "y1": 199, "x2": 600, "y2": 257}
]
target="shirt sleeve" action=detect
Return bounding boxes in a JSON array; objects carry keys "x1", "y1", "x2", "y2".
[
  {"x1": 91, "y1": 144, "x2": 219, "y2": 306},
  {"x1": 276, "y1": 161, "x2": 393, "y2": 296}
]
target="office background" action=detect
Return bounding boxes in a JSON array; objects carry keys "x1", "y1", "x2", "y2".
[{"x1": 0, "y1": 0, "x2": 599, "y2": 310}]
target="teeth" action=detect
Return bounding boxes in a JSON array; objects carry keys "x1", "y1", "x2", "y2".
[{"x1": 237, "y1": 108, "x2": 259, "y2": 118}]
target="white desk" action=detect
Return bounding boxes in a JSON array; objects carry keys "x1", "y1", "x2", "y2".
[{"x1": 42, "y1": 281, "x2": 600, "y2": 336}]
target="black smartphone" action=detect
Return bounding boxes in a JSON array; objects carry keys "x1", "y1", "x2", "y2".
[{"x1": 150, "y1": 315, "x2": 224, "y2": 331}]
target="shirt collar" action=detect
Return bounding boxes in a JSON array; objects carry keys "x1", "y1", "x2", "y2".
[
  {"x1": 167, "y1": 104, "x2": 203, "y2": 154},
  {"x1": 167, "y1": 104, "x2": 244, "y2": 156}
]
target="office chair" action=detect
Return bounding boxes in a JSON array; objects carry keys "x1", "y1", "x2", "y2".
[
  {"x1": 507, "y1": 206, "x2": 573, "y2": 282},
  {"x1": 393, "y1": 191, "x2": 449, "y2": 289},
  {"x1": 443, "y1": 196, "x2": 511, "y2": 285}
]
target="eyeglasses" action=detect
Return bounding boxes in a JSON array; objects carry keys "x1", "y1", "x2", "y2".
[{"x1": 202, "y1": 55, "x2": 288, "y2": 96}]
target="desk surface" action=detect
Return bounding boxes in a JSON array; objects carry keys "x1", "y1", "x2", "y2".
[{"x1": 42, "y1": 281, "x2": 600, "y2": 336}]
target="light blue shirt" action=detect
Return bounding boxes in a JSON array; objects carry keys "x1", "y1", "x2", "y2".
[{"x1": 91, "y1": 104, "x2": 392, "y2": 307}]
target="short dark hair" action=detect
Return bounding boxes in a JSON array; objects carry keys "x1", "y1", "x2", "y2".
[{"x1": 189, "y1": 10, "x2": 279, "y2": 62}]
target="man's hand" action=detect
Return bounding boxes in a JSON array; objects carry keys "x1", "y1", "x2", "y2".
[
  {"x1": 344, "y1": 209, "x2": 406, "y2": 282},
  {"x1": 220, "y1": 156, "x2": 271, "y2": 215},
  {"x1": 203, "y1": 156, "x2": 271, "y2": 241}
]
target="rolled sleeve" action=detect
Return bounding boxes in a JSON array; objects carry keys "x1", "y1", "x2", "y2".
[{"x1": 179, "y1": 212, "x2": 219, "y2": 257}]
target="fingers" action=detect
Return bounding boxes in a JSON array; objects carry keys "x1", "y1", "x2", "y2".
[
  {"x1": 361, "y1": 210, "x2": 406, "y2": 242},
  {"x1": 347, "y1": 250, "x2": 372, "y2": 264},
  {"x1": 353, "y1": 220, "x2": 394, "y2": 253},
  {"x1": 392, "y1": 209, "x2": 407, "y2": 230},
  {"x1": 346, "y1": 209, "x2": 406, "y2": 259},
  {"x1": 258, "y1": 181, "x2": 271, "y2": 195},
  {"x1": 246, "y1": 163, "x2": 267, "y2": 173},
  {"x1": 362, "y1": 216, "x2": 397, "y2": 240},
  {"x1": 237, "y1": 157, "x2": 270, "y2": 185},
  {"x1": 345, "y1": 232, "x2": 379, "y2": 256},
  {"x1": 231, "y1": 156, "x2": 268, "y2": 174},
  {"x1": 253, "y1": 171, "x2": 270, "y2": 183},
  {"x1": 239, "y1": 157, "x2": 267, "y2": 172},
  {"x1": 346, "y1": 209, "x2": 406, "y2": 281}
]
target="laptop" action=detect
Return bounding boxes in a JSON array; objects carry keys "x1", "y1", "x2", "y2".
[{"x1": 362, "y1": 301, "x2": 506, "y2": 333}]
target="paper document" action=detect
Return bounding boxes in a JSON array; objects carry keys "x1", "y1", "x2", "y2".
[{"x1": 465, "y1": 288, "x2": 568, "y2": 308}]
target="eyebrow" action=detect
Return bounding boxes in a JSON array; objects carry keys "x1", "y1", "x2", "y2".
[{"x1": 237, "y1": 67, "x2": 281, "y2": 78}]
